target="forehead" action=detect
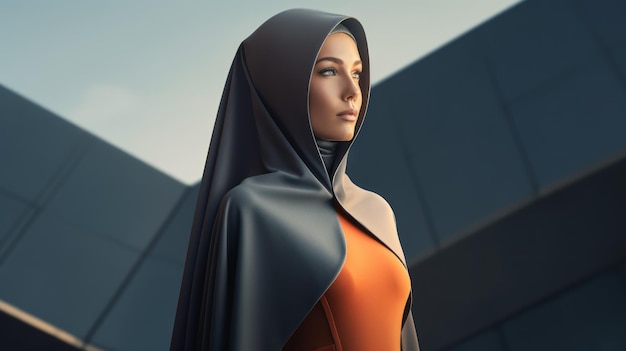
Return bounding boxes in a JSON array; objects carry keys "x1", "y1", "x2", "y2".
[{"x1": 317, "y1": 33, "x2": 362, "y2": 62}]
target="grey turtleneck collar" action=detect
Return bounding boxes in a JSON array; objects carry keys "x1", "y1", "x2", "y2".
[{"x1": 315, "y1": 138, "x2": 338, "y2": 178}]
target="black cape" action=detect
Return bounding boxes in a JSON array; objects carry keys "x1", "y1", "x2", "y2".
[{"x1": 170, "y1": 8, "x2": 420, "y2": 351}]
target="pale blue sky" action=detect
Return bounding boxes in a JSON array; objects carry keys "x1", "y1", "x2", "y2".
[{"x1": 1, "y1": 1, "x2": 522, "y2": 184}]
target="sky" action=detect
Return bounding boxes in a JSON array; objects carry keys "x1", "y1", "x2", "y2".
[{"x1": 1, "y1": 0, "x2": 522, "y2": 184}]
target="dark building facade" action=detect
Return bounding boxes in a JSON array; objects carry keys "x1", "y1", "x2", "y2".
[
  {"x1": 348, "y1": 0, "x2": 626, "y2": 349},
  {"x1": 1, "y1": 0, "x2": 625, "y2": 349}
]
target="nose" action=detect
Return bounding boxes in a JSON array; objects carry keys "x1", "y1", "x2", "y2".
[{"x1": 343, "y1": 76, "x2": 361, "y2": 102}]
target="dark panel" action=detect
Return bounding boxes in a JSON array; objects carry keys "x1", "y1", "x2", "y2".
[
  {"x1": 612, "y1": 46, "x2": 626, "y2": 82},
  {"x1": 0, "y1": 85, "x2": 89, "y2": 204},
  {"x1": 0, "y1": 208, "x2": 138, "y2": 339},
  {"x1": 91, "y1": 257, "x2": 184, "y2": 351},
  {"x1": 349, "y1": 95, "x2": 435, "y2": 260},
  {"x1": 0, "y1": 309, "x2": 80, "y2": 351},
  {"x1": 620, "y1": 260, "x2": 626, "y2": 279},
  {"x1": 575, "y1": 0, "x2": 626, "y2": 79},
  {"x1": 478, "y1": 0, "x2": 597, "y2": 102},
  {"x1": 45, "y1": 139, "x2": 185, "y2": 250},
  {"x1": 502, "y1": 266, "x2": 626, "y2": 351},
  {"x1": 447, "y1": 328, "x2": 503, "y2": 351},
  {"x1": 377, "y1": 37, "x2": 531, "y2": 242},
  {"x1": 151, "y1": 185, "x2": 199, "y2": 265},
  {"x1": 410, "y1": 156, "x2": 626, "y2": 351},
  {"x1": 510, "y1": 58, "x2": 626, "y2": 187},
  {"x1": 0, "y1": 194, "x2": 32, "y2": 246}
]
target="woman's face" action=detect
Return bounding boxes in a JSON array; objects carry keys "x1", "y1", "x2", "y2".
[{"x1": 309, "y1": 32, "x2": 363, "y2": 141}]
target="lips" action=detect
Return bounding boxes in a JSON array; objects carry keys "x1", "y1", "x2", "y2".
[{"x1": 337, "y1": 109, "x2": 358, "y2": 121}]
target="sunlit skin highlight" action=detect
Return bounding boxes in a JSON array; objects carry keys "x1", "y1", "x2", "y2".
[{"x1": 309, "y1": 33, "x2": 363, "y2": 141}]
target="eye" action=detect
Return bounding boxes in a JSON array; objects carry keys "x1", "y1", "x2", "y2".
[
  {"x1": 318, "y1": 67, "x2": 337, "y2": 76},
  {"x1": 352, "y1": 70, "x2": 362, "y2": 79}
]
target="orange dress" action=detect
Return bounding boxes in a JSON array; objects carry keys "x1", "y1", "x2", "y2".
[{"x1": 284, "y1": 211, "x2": 411, "y2": 351}]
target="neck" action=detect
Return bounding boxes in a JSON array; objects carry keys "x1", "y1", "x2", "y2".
[{"x1": 315, "y1": 138, "x2": 338, "y2": 178}]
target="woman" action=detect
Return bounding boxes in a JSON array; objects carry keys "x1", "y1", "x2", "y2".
[{"x1": 171, "y1": 9, "x2": 420, "y2": 351}]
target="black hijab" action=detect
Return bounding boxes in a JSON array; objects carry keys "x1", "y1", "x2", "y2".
[{"x1": 170, "y1": 9, "x2": 419, "y2": 351}]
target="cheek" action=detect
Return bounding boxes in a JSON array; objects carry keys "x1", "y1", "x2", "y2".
[
  {"x1": 356, "y1": 83, "x2": 364, "y2": 109},
  {"x1": 309, "y1": 82, "x2": 332, "y2": 118}
]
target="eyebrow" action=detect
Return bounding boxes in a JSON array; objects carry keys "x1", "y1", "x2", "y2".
[{"x1": 315, "y1": 57, "x2": 362, "y2": 66}]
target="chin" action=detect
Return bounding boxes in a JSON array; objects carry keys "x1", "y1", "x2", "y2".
[
  {"x1": 316, "y1": 126, "x2": 355, "y2": 141},
  {"x1": 333, "y1": 132, "x2": 354, "y2": 141}
]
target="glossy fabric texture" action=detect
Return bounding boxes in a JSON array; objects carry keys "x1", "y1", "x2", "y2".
[
  {"x1": 170, "y1": 9, "x2": 420, "y2": 351},
  {"x1": 284, "y1": 210, "x2": 412, "y2": 351}
]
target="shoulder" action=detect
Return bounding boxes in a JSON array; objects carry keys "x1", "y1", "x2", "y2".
[
  {"x1": 220, "y1": 178, "x2": 261, "y2": 209},
  {"x1": 219, "y1": 173, "x2": 284, "y2": 209},
  {"x1": 211, "y1": 179, "x2": 270, "y2": 233},
  {"x1": 342, "y1": 175, "x2": 397, "y2": 218},
  {"x1": 364, "y1": 188, "x2": 396, "y2": 217}
]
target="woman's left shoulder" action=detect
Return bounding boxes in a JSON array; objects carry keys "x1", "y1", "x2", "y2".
[{"x1": 342, "y1": 175, "x2": 397, "y2": 216}]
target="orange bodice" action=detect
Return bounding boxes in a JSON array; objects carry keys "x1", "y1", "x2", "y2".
[{"x1": 284, "y1": 211, "x2": 411, "y2": 351}]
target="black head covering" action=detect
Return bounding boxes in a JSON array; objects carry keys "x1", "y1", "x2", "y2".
[{"x1": 171, "y1": 8, "x2": 419, "y2": 351}]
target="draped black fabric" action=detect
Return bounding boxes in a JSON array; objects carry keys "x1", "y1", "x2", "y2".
[{"x1": 170, "y1": 9, "x2": 419, "y2": 351}]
